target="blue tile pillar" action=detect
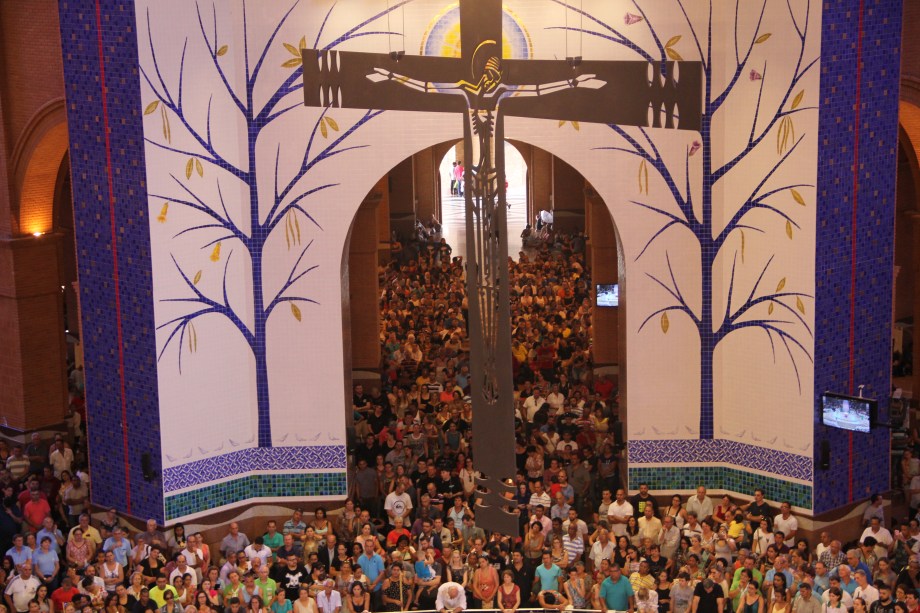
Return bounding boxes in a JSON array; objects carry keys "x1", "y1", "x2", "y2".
[
  {"x1": 812, "y1": 0, "x2": 902, "y2": 513},
  {"x1": 58, "y1": 0, "x2": 164, "y2": 521}
]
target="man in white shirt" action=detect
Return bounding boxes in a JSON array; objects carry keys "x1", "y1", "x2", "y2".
[
  {"x1": 546, "y1": 384, "x2": 566, "y2": 412},
  {"x1": 529, "y1": 481, "x2": 552, "y2": 512},
  {"x1": 607, "y1": 489, "x2": 633, "y2": 538},
  {"x1": 562, "y1": 509, "x2": 589, "y2": 539},
  {"x1": 316, "y1": 580, "x2": 342, "y2": 613},
  {"x1": 852, "y1": 570, "x2": 878, "y2": 607},
  {"x1": 436, "y1": 582, "x2": 467, "y2": 613},
  {"x1": 860, "y1": 517, "x2": 893, "y2": 559},
  {"x1": 384, "y1": 480, "x2": 414, "y2": 527},
  {"x1": 638, "y1": 505, "x2": 663, "y2": 543},
  {"x1": 5, "y1": 563, "x2": 40, "y2": 613},
  {"x1": 523, "y1": 391, "x2": 547, "y2": 423},
  {"x1": 48, "y1": 440, "x2": 74, "y2": 479},
  {"x1": 773, "y1": 502, "x2": 798, "y2": 547},
  {"x1": 589, "y1": 529, "x2": 615, "y2": 572},
  {"x1": 169, "y1": 555, "x2": 198, "y2": 588},
  {"x1": 244, "y1": 537, "x2": 273, "y2": 567},
  {"x1": 686, "y1": 486, "x2": 713, "y2": 521}
]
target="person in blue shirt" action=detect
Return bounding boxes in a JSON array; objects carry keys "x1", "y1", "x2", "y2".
[
  {"x1": 599, "y1": 564, "x2": 635, "y2": 613},
  {"x1": 356, "y1": 538, "x2": 385, "y2": 609},
  {"x1": 534, "y1": 552, "x2": 563, "y2": 593},
  {"x1": 103, "y1": 527, "x2": 132, "y2": 568},
  {"x1": 35, "y1": 517, "x2": 64, "y2": 555},
  {"x1": 5, "y1": 534, "x2": 32, "y2": 572},
  {"x1": 31, "y1": 537, "x2": 59, "y2": 590}
]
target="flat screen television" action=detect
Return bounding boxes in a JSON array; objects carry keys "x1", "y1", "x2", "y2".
[
  {"x1": 597, "y1": 284, "x2": 619, "y2": 307},
  {"x1": 820, "y1": 392, "x2": 877, "y2": 433}
]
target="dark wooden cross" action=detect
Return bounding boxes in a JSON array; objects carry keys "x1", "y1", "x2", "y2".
[{"x1": 304, "y1": 1, "x2": 702, "y2": 535}]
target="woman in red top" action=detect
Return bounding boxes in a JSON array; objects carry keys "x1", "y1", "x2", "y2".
[
  {"x1": 498, "y1": 570, "x2": 521, "y2": 613},
  {"x1": 472, "y1": 556, "x2": 499, "y2": 609}
]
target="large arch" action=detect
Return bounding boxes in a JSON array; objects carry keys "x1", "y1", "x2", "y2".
[
  {"x1": 338, "y1": 137, "x2": 629, "y2": 485},
  {"x1": 10, "y1": 99, "x2": 69, "y2": 236},
  {"x1": 893, "y1": 103, "x2": 920, "y2": 406},
  {"x1": 0, "y1": 99, "x2": 71, "y2": 429}
]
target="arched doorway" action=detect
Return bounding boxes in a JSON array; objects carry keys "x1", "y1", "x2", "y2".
[
  {"x1": 436, "y1": 141, "x2": 528, "y2": 257},
  {"x1": 0, "y1": 102, "x2": 73, "y2": 430},
  {"x1": 341, "y1": 140, "x2": 628, "y2": 517}
]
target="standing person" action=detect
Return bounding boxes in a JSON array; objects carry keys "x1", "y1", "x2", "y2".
[
  {"x1": 671, "y1": 572, "x2": 695, "y2": 613},
  {"x1": 599, "y1": 565, "x2": 635, "y2": 613},
  {"x1": 450, "y1": 162, "x2": 458, "y2": 195},
  {"x1": 381, "y1": 565, "x2": 409, "y2": 613},
  {"x1": 472, "y1": 555, "x2": 499, "y2": 609},
  {"x1": 691, "y1": 579, "x2": 724, "y2": 613},
  {"x1": 793, "y1": 584, "x2": 822, "y2": 613},
  {"x1": 356, "y1": 539, "x2": 385, "y2": 611},
  {"x1": 315, "y1": 580, "x2": 341, "y2": 613},
  {"x1": 5, "y1": 562, "x2": 41, "y2": 613},
  {"x1": 454, "y1": 163, "x2": 464, "y2": 197},
  {"x1": 499, "y1": 570, "x2": 521, "y2": 613}
]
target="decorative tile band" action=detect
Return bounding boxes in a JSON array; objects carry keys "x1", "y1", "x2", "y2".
[
  {"x1": 162, "y1": 446, "x2": 347, "y2": 493},
  {"x1": 164, "y1": 472, "x2": 348, "y2": 520},
  {"x1": 627, "y1": 439, "x2": 813, "y2": 482},
  {"x1": 627, "y1": 466, "x2": 813, "y2": 510}
]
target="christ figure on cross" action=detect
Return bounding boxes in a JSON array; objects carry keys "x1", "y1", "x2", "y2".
[{"x1": 304, "y1": 0, "x2": 702, "y2": 535}]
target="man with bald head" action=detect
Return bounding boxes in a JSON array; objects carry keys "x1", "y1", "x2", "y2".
[
  {"x1": 436, "y1": 582, "x2": 466, "y2": 613},
  {"x1": 220, "y1": 523, "x2": 250, "y2": 560}
]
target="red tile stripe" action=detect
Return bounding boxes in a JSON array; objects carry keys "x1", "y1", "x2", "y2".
[
  {"x1": 848, "y1": 0, "x2": 866, "y2": 504},
  {"x1": 94, "y1": 0, "x2": 132, "y2": 513}
]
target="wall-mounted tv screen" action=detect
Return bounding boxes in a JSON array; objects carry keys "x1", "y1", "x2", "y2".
[
  {"x1": 597, "y1": 284, "x2": 619, "y2": 307},
  {"x1": 821, "y1": 392, "x2": 876, "y2": 433}
]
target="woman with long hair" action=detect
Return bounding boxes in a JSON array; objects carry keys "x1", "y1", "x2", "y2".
[
  {"x1": 198, "y1": 580, "x2": 220, "y2": 609},
  {"x1": 446, "y1": 550, "x2": 468, "y2": 589},
  {"x1": 742, "y1": 581, "x2": 764, "y2": 613},
  {"x1": 34, "y1": 585, "x2": 53, "y2": 613},
  {"x1": 381, "y1": 565, "x2": 409, "y2": 612},
  {"x1": 663, "y1": 496, "x2": 687, "y2": 529},
  {"x1": 472, "y1": 556, "x2": 499, "y2": 609},
  {"x1": 344, "y1": 583, "x2": 370, "y2": 613}
]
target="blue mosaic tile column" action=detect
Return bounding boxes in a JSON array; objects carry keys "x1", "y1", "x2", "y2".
[
  {"x1": 812, "y1": 0, "x2": 901, "y2": 514},
  {"x1": 59, "y1": 0, "x2": 164, "y2": 522}
]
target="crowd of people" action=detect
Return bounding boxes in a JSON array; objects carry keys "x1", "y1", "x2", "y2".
[{"x1": 0, "y1": 234, "x2": 914, "y2": 613}]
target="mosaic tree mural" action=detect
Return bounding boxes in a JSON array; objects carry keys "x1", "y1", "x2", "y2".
[
  {"x1": 553, "y1": 0, "x2": 818, "y2": 439},
  {"x1": 141, "y1": 1, "x2": 406, "y2": 448}
]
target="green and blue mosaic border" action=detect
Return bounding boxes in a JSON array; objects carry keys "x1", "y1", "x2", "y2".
[
  {"x1": 165, "y1": 472, "x2": 347, "y2": 520},
  {"x1": 628, "y1": 466, "x2": 812, "y2": 510}
]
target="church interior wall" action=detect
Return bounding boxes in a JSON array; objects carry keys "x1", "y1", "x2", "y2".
[{"x1": 53, "y1": 0, "x2": 900, "y2": 522}]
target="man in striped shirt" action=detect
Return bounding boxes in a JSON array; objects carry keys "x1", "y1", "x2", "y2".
[{"x1": 562, "y1": 523, "x2": 585, "y2": 565}]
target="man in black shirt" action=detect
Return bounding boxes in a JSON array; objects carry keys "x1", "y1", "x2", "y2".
[
  {"x1": 274, "y1": 554, "x2": 310, "y2": 600},
  {"x1": 353, "y1": 385, "x2": 372, "y2": 414},
  {"x1": 132, "y1": 589, "x2": 158, "y2": 613},
  {"x1": 354, "y1": 435, "x2": 380, "y2": 468},
  {"x1": 742, "y1": 489, "x2": 771, "y2": 526},
  {"x1": 631, "y1": 483, "x2": 659, "y2": 519},
  {"x1": 691, "y1": 578, "x2": 724, "y2": 613},
  {"x1": 436, "y1": 469, "x2": 463, "y2": 499},
  {"x1": 508, "y1": 550, "x2": 534, "y2": 604}
]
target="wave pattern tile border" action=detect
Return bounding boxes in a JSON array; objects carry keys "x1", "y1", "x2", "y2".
[
  {"x1": 162, "y1": 446, "x2": 347, "y2": 492},
  {"x1": 628, "y1": 439, "x2": 812, "y2": 482}
]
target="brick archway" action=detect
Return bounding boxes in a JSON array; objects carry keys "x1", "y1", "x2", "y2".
[{"x1": 10, "y1": 100, "x2": 69, "y2": 236}]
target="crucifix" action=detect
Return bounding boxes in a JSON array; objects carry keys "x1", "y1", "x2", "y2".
[{"x1": 304, "y1": 1, "x2": 702, "y2": 535}]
